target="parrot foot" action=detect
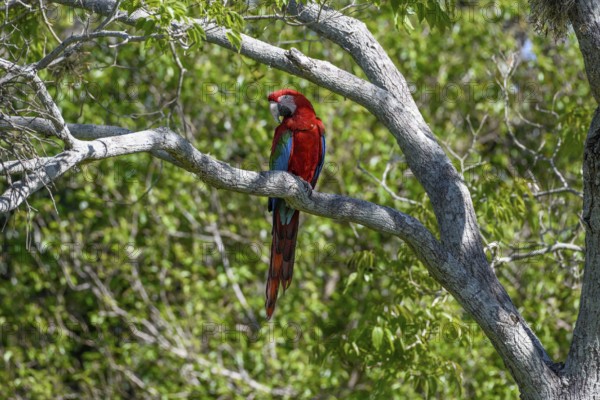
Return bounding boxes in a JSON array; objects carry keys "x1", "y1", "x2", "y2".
[{"x1": 302, "y1": 179, "x2": 314, "y2": 198}]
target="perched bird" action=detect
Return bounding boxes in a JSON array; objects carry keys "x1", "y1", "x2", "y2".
[{"x1": 266, "y1": 89, "x2": 326, "y2": 319}]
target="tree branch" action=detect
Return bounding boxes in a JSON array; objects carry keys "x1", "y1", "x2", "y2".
[
  {"x1": 0, "y1": 116, "x2": 181, "y2": 165},
  {"x1": 286, "y1": 0, "x2": 486, "y2": 266},
  {"x1": 0, "y1": 157, "x2": 55, "y2": 174},
  {"x1": 0, "y1": 124, "x2": 447, "y2": 271},
  {"x1": 0, "y1": 58, "x2": 79, "y2": 148},
  {"x1": 0, "y1": 150, "x2": 84, "y2": 212},
  {"x1": 493, "y1": 242, "x2": 584, "y2": 266},
  {"x1": 35, "y1": 30, "x2": 164, "y2": 70},
  {"x1": 0, "y1": 116, "x2": 131, "y2": 138}
]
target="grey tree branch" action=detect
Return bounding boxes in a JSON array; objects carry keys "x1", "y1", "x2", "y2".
[
  {"x1": 48, "y1": 0, "x2": 391, "y2": 114},
  {"x1": 0, "y1": 116, "x2": 181, "y2": 165},
  {"x1": 532, "y1": 187, "x2": 583, "y2": 198},
  {"x1": 0, "y1": 58, "x2": 78, "y2": 148},
  {"x1": 493, "y1": 242, "x2": 585, "y2": 266},
  {"x1": 35, "y1": 30, "x2": 163, "y2": 70},
  {"x1": 0, "y1": 157, "x2": 55, "y2": 174},
  {"x1": 0, "y1": 116, "x2": 131, "y2": 138},
  {"x1": 286, "y1": 0, "x2": 486, "y2": 267},
  {"x1": 0, "y1": 125, "x2": 446, "y2": 272},
  {"x1": 0, "y1": 150, "x2": 85, "y2": 212}
]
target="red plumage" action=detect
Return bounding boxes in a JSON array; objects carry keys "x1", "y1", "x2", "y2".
[{"x1": 265, "y1": 89, "x2": 326, "y2": 319}]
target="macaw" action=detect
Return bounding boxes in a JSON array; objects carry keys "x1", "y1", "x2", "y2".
[{"x1": 266, "y1": 89, "x2": 326, "y2": 319}]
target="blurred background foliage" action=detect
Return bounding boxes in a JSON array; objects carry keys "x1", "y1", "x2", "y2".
[{"x1": 0, "y1": 0, "x2": 593, "y2": 398}]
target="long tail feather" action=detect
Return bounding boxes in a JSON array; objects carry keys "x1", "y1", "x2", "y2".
[{"x1": 266, "y1": 206, "x2": 300, "y2": 319}]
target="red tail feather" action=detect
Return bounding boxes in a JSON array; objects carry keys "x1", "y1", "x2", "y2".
[{"x1": 265, "y1": 210, "x2": 299, "y2": 319}]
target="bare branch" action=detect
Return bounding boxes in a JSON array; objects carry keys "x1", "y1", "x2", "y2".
[
  {"x1": 0, "y1": 116, "x2": 131, "y2": 138},
  {"x1": 36, "y1": 30, "x2": 164, "y2": 70},
  {"x1": 0, "y1": 0, "x2": 31, "y2": 12},
  {"x1": 533, "y1": 187, "x2": 583, "y2": 198},
  {"x1": 207, "y1": 218, "x2": 258, "y2": 324},
  {"x1": 49, "y1": 0, "x2": 388, "y2": 109},
  {"x1": 494, "y1": 242, "x2": 585, "y2": 266},
  {"x1": 356, "y1": 149, "x2": 420, "y2": 206},
  {"x1": 0, "y1": 157, "x2": 55, "y2": 174},
  {"x1": 0, "y1": 58, "x2": 79, "y2": 148},
  {"x1": 0, "y1": 116, "x2": 181, "y2": 165},
  {"x1": 0, "y1": 150, "x2": 84, "y2": 212}
]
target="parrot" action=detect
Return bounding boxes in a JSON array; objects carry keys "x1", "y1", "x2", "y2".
[{"x1": 265, "y1": 89, "x2": 326, "y2": 319}]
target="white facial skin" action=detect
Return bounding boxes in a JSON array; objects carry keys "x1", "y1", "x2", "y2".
[
  {"x1": 269, "y1": 102, "x2": 280, "y2": 123},
  {"x1": 270, "y1": 94, "x2": 297, "y2": 122}
]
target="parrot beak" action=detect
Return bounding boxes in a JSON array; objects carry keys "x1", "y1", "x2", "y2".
[{"x1": 269, "y1": 102, "x2": 281, "y2": 123}]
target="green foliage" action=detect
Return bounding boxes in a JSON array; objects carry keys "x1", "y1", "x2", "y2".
[
  {"x1": 388, "y1": 0, "x2": 454, "y2": 32},
  {"x1": 0, "y1": 0, "x2": 592, "y2": 398}
]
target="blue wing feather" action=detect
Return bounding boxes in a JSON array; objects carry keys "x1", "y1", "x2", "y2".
[
  {"x1": 268, "y1": 130, "x2": 293, "y2": 215},
  {"x1": 311, "y1": 134, "x2": 326, "y2": 188},
  {"x1": 270, "y1": 131, "x2": 292, "y2": 172}
]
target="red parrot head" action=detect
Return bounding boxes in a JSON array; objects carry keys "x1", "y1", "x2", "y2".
[{"x1": 268, "y1": 89, "x2": 315, "y2": 123}]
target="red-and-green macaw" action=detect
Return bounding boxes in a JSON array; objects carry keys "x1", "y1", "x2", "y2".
[{"x1": 266, "y1": 89, "x2": 326, "y2": 319}]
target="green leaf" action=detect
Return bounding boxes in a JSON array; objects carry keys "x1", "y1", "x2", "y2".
[
  {"x1": 226, "y1": 31, "x2": 242, "y2": 52},
  {"x1": 372, "y1": 326, "x2": 384, "y2": 350},
  {"x1": 344, "y1": 272, "x2": 358, "y2": 293}
]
